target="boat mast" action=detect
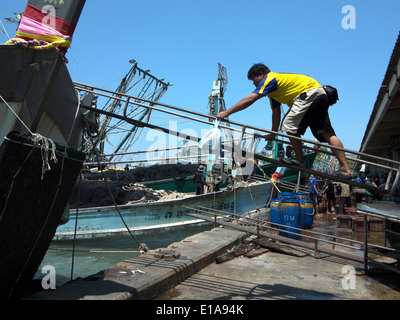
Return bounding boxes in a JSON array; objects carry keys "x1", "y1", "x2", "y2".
[
  {"x1": 205, "y1": 63, "x2": 229, "y2": 193},
  {"x1": 82, "y1": 60, "x2": 172, "y2": 163}
]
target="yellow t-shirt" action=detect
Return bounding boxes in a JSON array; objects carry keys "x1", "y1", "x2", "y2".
[{"x1": 253, "y1": 72, "x2": 322, "y2": 108}]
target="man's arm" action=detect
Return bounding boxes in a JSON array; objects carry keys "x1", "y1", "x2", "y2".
[
  {"x1": 264, "y1": 105, "x2": 281, "y2": 141},
  {"x1": 216, "y1": 93, "x2": 262, "y2": 120}
]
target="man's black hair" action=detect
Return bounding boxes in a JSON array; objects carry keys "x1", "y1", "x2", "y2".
[{"x1": 247, "y1": 63, "x2": 271, "y2": 80}]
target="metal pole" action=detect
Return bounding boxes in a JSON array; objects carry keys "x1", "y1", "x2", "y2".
[
  {"x1": 364, "y1": 214, "x2": 369, "y2": 273},
  {"x1": 383, "y1": 218, "x2": 387, "y2": 247},
  {"x1": 74, "y1": 81, "x2": 400, "y2": 168},
  {"x1": 390, "y1": 165, "x2": 400, "y2": 196}
]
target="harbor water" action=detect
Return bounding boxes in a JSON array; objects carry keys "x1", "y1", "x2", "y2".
[{"x1": 33, "y1": 223, "x2": 213, "y2": 287}]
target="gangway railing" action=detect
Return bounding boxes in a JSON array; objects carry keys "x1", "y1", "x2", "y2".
[
  {"x1": 74, "y1": 81, "x2": 400, "y2": 196},
  {"x1": 183, "y1": 206, "x2": 400, "y2": 275}
]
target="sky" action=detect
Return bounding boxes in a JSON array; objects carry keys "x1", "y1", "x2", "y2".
[{"x1": 1, "y1": 0, "x2": 400, "y2": 162}]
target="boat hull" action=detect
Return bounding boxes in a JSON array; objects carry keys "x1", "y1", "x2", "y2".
[
  {"x1": 0, "y1": 132, "x2": 85, "y2": 299},
  {"x1": 141, "y1": 152, "x2": 317, "y2": 194},
  {"x1": 0, "y1": 45, "x2": 83, "y2": 149},
  {"x1": 142, "y1": 176, "x2": 196, "y2": 193},
  {"x1": 55, "y1": 181, "x2": 272, "y2": 240}
]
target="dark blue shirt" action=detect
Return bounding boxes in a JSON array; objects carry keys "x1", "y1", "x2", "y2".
[{"x1": 310, "y1": 177, "x2": 317, "y2": 194}]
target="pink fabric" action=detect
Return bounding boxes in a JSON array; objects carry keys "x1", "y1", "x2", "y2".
[
  {"x1": 24, "y1": 4, "x2": 76, "y2": 36},
  {"x1": 18, "y1": 15, "x2": 72, "y2": 41}
]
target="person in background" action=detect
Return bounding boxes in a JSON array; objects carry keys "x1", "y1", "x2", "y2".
[
  {"x1": 322, "y1": 180, "x2": 336, "y2": 214},
  {"x1": 365, "y1": 174, "x2": 378, "y2": 203},
  {"x1": 309, "y1": 175, "x2": 319, "y2": 214},
  {"x1": 337, "y1": 182, "x2": 352, "y2": 214},
  {"x1": 356, "y1": 172, "x2": 364, "y2": 184},
  {"x1": 193, "y1": 165, "x2": 206, "y2": 195}
]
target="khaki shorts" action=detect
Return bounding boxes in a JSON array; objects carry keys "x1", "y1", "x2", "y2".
[{"x1": 280, "y1": 87, "x2": 335, "y2": 142}]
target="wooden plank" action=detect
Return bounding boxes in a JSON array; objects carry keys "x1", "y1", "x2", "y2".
[
  {"x1": 253, "y1": 238, "x2": 309, "y2": 257},
  {"x1": 244, "y1": 248, "x2": 269, "y2": 258},
  {"x1": 216, "y1": 244, "x2": 253, "y2": 264}
]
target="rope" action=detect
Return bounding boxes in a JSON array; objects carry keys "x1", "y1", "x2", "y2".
[
  {"x1": 0, "y1": 94, "x2": 33, "y2": 135},
  {"x1": 6, "y1": 38, "x2": 69, "y2": 63},
  {"x1": 71, "y1": 174, "x2": 82, "y2": 281},
  {"x1": 32, "y1": 134, "x2": 58, "y2": 180},
  {"x1": 0, "y1": 20, "x2": 11, "y2": 41},
  {"x1": 0, "y1": 94, "x2": 66, "y2": 180},
  {"x1": 7, "y1": 37, "x2": 71, "y2": 50},
  {"x1": 270, "y1": 179, "x2": 282, "y2": 193},
  {"x1": 244, "y1": 181, "x2": 260, "y2": 215},
  {"x1": 66, "y1": 90, "x2": 81, "y2": 145},
  {"x1": 83, "y1": 117, "x2": 148, "y2": 253}
]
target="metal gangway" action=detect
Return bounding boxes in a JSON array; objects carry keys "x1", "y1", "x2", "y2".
[
  {"x1": 74, "y1": 80, "x2": 400, "y2": 198},
  {"x1": 182, "y1": 204, "x2": 400, "y2": 275}
]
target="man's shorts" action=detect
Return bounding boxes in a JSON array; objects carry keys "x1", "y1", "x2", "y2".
[
  {"x1": 280, "y1": 87, "x2": 336, "y2": 143},
  {"x1": 310, "y1": 192, "x2": 319, "y2": 206}
]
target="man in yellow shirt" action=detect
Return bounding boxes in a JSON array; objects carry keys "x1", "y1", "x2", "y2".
[{"x1": 216, "y1": 63, "x2": 352, "y2": 179}]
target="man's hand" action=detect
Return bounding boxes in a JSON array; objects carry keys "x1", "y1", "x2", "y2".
[
  {"x1": 216, "y1": 93, "x2": 262, "y2": 121},
  {"x1": 216, "y1": 110, "x2": 230, "y2": 120}
]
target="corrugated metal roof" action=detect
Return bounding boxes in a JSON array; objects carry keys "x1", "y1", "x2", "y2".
[{"x1": 360, "y1": 32, "x2": 400, "y2": 157}]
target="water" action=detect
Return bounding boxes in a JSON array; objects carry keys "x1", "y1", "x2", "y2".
[
  {"x1": 313, "y1": 213, "x2": 386, "y2": 247},
  {"x1": 34, "y1": 223, "x2": 213, "y2": 287}
]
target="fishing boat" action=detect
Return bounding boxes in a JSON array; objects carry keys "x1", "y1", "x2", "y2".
[
  {"x1": 55, "y1": 147, "x2": 317, "y2": 240},
  {"x1": 86, "y1": 150, "x2": 317, "y2": 194},
  {"x1": 55, "y1": 180, "x2": 272, "y2": 240},
  {"x1": 0, "y1": 0, "x2": 87, "y2": 299}
]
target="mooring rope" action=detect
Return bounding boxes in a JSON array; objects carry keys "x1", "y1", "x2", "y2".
[
  {"x1": 0, "y1": 94, "x2": 64, "y2": 180},
  {"x1": 0, "y1": 94, "x2": 33, "y2": 135},
  {"x1": 71, "y1": 173, "x2": 82, "y2": 281},
  {"x1": 83, "y1": 116, "x2": 148, "y2": 253}
]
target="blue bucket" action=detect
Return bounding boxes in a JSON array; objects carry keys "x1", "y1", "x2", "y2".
[
  {"x1": 279, "y1": 198, "x2": 301, "y2": 239},
  {"x1": 270, "y1": 198, "x2": 280, "y2": 226},
  {"x1": 300, "y1": 200, "x2": 314, "y2": 229}
]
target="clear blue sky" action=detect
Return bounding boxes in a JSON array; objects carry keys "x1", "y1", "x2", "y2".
[{"x1": 2, "y1": 0, "x2": 400, "y2": 156}]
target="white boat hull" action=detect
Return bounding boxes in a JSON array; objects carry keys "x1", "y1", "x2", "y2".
[{"x1": 55, "y1": 181, "x2": 272, "y2": 240}]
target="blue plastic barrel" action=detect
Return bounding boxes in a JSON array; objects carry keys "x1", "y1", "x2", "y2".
[
  {"x1": 270, "y1": 198, "x2": 280, "y2": 226},
  {"x1": 279, "y1": 192, "x2": 298, "y2": 199},
  {"x1": 279, "y1": 198, "x2": 301, "y2": 239},
  {"x1": 296, "y1": 192, "x2": 309, "y2": 200},
  {"x1": 300, "y1": 200, "x2": 314, "y2": 229}
]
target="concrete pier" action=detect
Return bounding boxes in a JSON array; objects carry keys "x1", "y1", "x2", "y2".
[{"x1": 26, "y1": 227, "x2": 247, "y2": 300}]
